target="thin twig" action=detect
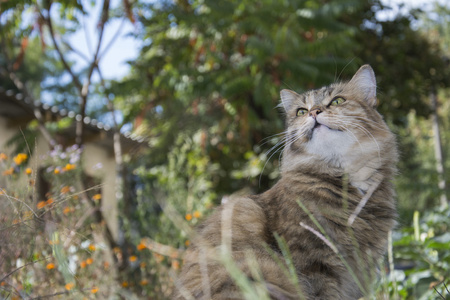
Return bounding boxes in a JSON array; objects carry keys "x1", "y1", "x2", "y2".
[
  {"x1": 0, "y1": 256, "x2": 51, "y2": 283},
  {"x1": 433, "y1": 286, "x2": 445, "y2": 299},
  {"x1": 62, "y1": 206, "x2": 97, "y2": 248},
  {"x1": 387, "y1": 230, "x2": 398, "y2": 299},
  {"x1": 28, "y1": 287, "x2": 95, "y2": 300},
  {"x1": 62, "y1": 41, "x2": 91, "y2": 63},
  {"x1": 2, "y1": 192, "x2": 39, "y2": 219},
  {"x1": 348, "y1": 175, "x2": 382, "y2": 225},
  {"x1": 82, "y1": 11, "x2": 93, "y2": 56},
  {"x1": 41, "y1": 11, "x2": 83, "y2": 91},
  {"x1": 299, "y1": 222, "x2": 338, "y2": 253},
  {"x1": 98, "y1": 17, "x2": 126, "y2": 60},
  {"x1": 141, "y1": 237, "x2": 184, "y2": 259}
]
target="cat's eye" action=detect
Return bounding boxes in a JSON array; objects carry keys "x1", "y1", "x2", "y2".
[
  {"x1": 296, "y1": 108, "x2": 308, "y2": 116},
  {"x1": 330, "y1": 97, "x2": 346, "y2": 106}
]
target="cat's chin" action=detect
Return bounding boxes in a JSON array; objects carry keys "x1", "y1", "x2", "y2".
[
  {"x1": 311, "y1": 123, "x2": 340, "y2": 134},
  {"x1": 313, "y1": 123, "x2": 328, "y2": 130},
  {"x1": 308, "y1": 125, "x2": 349, "y2": 147},
  {"x1": 302, "y1": 128, "x2": 355, "y2": 169}
]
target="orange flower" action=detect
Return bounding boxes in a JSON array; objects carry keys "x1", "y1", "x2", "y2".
[
  {"x1": 103, "y1": 261, "x2": 110, "y2": 269},
  {"x1": 12, "y1": 219, "x2": 20, "y2": 224},
  {"x1": 37, "y1": 201, "x2": 47, "y2": 209},
  {"x1": 171, "y1": 260, "x2": 180, "y2": 270},
  {"x1": 113, "y1": 247, "x2": 121, "y2": 254},
  {"x1": 139, "y1": 262, "x2": 146, "y2": 268},
  {"x1": 64, "y1": 163, "x2": 76, "y2": 171},
  {"x1": 140, "y1": 279, "x2": 149, "y2": 286},
  {"x1": 13, "y1": 153, "x2": 27, "y2": 165},
  {"x1": 137, "y1": 242, "x2": 146, "y2": 251},
  {"x1": 46, "y1": 263, "x2": 55, "y2": 270},
  {"x1": 129, "y1": 255, "x2": 137, "y2": 262},
  {"x1": 80, "y1": 261, "x2": 87, "y2": 268},
  {"x1": 185, "y1": 240, "x2": 190, "y2": 247},
  {"x1": 46, "y1": 198, "x2": 54, "y2": 205},
  {"x1": 0, "y1": 153, "x2": 7, "y2": 161},
  {"x1": 25, "y1": 168, "x2": 32, "y2": 175},
  {"x1": 88, "y1": 244, "x2": 96, "y2": 251},
  {"x1": 63, "y1": 207, "x2": 73, "y2": 215},
  {"x1": 0, "y1": 281, "x2": 6, "y2": 286},
  {"x1": 92, "y1": 194, "x2": 102, "y2": 201},
  {"x1": 60, "y1": 186, "x2": 71, "y2": 194},
  {"x1": 86, "y1": 258, "x2": 93, "y2": 265},
  {"x1": 65, "y1": 282, "x2": 75, "y2": 291},
  {"x1": 185, "y1": 213, "x2": 192, "y2": 221},
  {"x1": 2, "y1": 167, "x2": 14, "y2": 176},
  {"x1": 54, "y1": 168, "x2": 60, "y2": 174},
  {"x1": 193, "y1": 211, "x2": 202, "y2": 218},
  {"x1": 121, "y1": 281, "x2": 129, "y2": 288},
  {"x1": 91, "y1": 287, "x2": 99, "y2": 294},
  {"x1": 0, "y1": 189, "x2": 5, "y2": 195}
]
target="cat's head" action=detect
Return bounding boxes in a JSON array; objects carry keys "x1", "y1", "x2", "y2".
[{"x1": 279, "y1": 65, "x2": 397, "y2": 189}]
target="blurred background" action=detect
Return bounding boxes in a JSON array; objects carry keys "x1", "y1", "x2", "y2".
[{"x1": 0, "y1": 0, "x2": 449, "y2": 299}]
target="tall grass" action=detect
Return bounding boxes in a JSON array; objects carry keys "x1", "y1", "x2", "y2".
[{"x1": 1, "y1": 146, "x2": 449, "y2": 299}]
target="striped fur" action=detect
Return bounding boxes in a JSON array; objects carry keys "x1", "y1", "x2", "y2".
[{"x1": 173, "y1": 65, "x2": 397, "y2": 299}]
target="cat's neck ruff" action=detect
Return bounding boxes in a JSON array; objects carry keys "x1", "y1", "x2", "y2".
[{"x1": 280, "y1": 141, "x2": 387, "y2": 194}]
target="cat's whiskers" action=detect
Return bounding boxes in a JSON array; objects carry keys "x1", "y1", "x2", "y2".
[
  {"x1": 321, "y1": 115, "x2": 382, "y2": 160},
  {"x1": 280, "y1": 136, "x2": 305, "y2": 160},
  {"x1": 265, "y1": 128, "x2": 306, "y2": 157},
  {"x1": 265, "y1": 134, "x2": 290, "y2": 158},
  {"x1": 259, "y1": 131, "x2": 289, "y2": 147},
  {"x1": 283, "y1": 130, "x2": 307, "y2": 153},
  {"x1": 338, "y1": 115, "x2": 390, "y2": 133},
  {"x1": 260, "y1": 131, "x2": 303, "y2": 186},
  {"x1": 341, "y1": 120, "x2": 382, "y2": 161},
  {"x1": 347, "y1": 123, "x2": 381, "y2": 161},
  {"x1": 259, "y1": 130, "x2": 293, "y2": 185},
  {"x1": 329, "y1": 119, "x2": 365, "y2": 153}
]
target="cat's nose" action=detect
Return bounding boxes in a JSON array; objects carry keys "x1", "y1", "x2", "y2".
[{"x1": 310, "y1": 109, "x2": 322, "y2": 118}]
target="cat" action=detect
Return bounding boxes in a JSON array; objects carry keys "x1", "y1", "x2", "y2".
[{"x1": 173, "y1": 65, "x2": 398, "y2": 299}]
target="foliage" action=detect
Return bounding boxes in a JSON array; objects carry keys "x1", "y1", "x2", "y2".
[
  {"x1": 389, "y1": 207, "x2": 450, "y2": 299},
  {"x1": 0, "y1": 0, "x2": 449, "y2": 299},
  {"x1": 123, "y1": 0, "x2": 365, "y2": 195},
  {"x1": 0, "y1": 149, "x2": 117, "y2": 298},
  {"x1": 395, "y1": 89, "x2": 450, "y2": 217},
  {"x1": 0, "y1": 147, "x2": 181, "y2": 298},
  {"x1": 346, "y1": 1, "x2": 450, "y2": 124}
]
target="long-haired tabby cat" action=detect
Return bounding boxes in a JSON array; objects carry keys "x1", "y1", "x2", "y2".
[{"x1": 173, "y1": 65, "x2": 397, "y2": 299}]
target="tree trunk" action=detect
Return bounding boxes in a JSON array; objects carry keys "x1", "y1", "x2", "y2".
[{"x1": 430, "y1": 89, "x2": 448, "y2": 208}]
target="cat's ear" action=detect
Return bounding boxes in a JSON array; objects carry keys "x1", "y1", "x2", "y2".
[
  {"x1": 280, "y1": 89, "x2": 301, "y2": 112},
  {"x1": 349, "y1": 65, "x2": 377, "y2": 107}
]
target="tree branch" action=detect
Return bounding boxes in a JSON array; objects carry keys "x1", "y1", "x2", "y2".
[
  {"x1": 40, "y1": 0, "x2": 111, "y2": 146},
  {"x1": 41, "y1": 11, "x2": 83, "y2": 91},
  {"x1": 0, "y1": 27, "x2": 57, "y2": 149},
  {"x1": 76, "y1": 0, "x2": 110, "y2": 146}
]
